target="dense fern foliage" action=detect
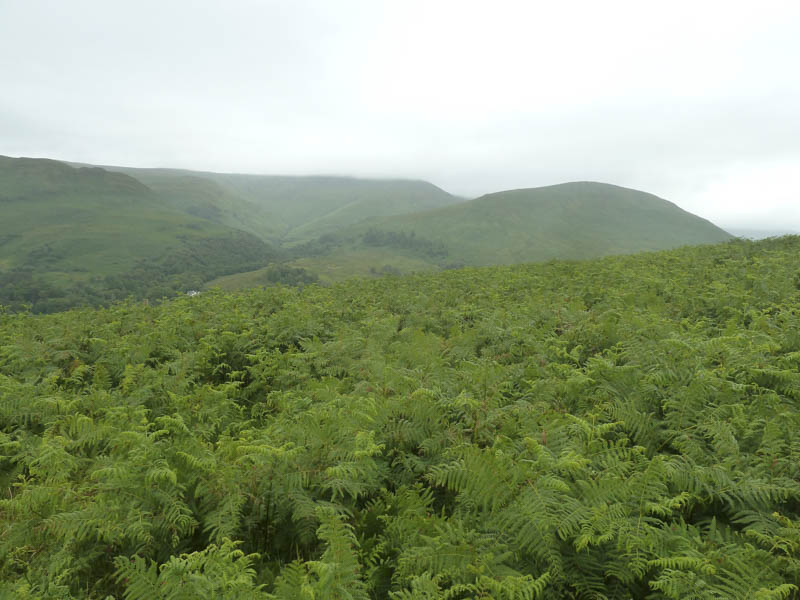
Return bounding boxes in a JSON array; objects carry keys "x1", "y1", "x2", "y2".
[{"x1": 2, "y1": 236, "x2": 800, "y2": 599}]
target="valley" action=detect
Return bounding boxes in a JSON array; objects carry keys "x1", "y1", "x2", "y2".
[{"x1": 1, "y1": 156, "x2": 735, "y2": 311}]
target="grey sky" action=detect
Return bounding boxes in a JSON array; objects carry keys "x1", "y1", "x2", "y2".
[{"x1": 2, "y1": 0, "x2": 799, "y2": 230}]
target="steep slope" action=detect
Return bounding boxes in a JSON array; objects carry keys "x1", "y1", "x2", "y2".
[
  {"x1": 208, "y1": 176, "x2": 462, "y2": 243},
  {"x1": 95, "y1": 166, "x2": 463, "y2": 243},
  {"x1": 0, "y1": 156, "x2": 277, "y2": 311},
  {"x1": 331, "y1": 181, "x2": 733, "y2": 267},
  {"x1": 102, "y1": 167, "x2": 287, "y2": 243},
  {"x1": 1, "y1": 156, "x2": 151, "y2": 200}
]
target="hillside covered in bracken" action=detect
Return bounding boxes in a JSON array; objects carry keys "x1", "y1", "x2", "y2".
[{"x1": 2, "y1": 236, "x2": 800, "y2": 599}]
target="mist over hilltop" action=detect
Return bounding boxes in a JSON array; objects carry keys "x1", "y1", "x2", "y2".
[{"x1": 1, "y1": 0, "x2": 799, "y2": 230}]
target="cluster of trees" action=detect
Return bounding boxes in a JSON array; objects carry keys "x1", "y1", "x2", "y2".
[
  {"x1": 0, "y1": 233, "x2": 278, "y2": 313},
  {"x1": 0, "y1": 268, "x2": 64, "y2": 307},
  {"x1": 362, "y1": 229, "x2": 449, "y2": 259},
  {"x1": 2, "y1": 236, "x2": 800, "y2": 598},
  {"x1": 259, "y1": 264, "x2": 319, "y2": 286}
]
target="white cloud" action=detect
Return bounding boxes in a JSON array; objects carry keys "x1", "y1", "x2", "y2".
[{"x1": 1, "y1": 0, "x2": 799, "y2": 227}]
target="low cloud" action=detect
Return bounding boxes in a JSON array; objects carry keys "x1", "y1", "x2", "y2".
[{"x1": 1, "y1": 0, "x2": 798, "y2": 229}]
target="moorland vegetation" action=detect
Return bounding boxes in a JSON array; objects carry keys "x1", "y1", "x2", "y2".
[{"x1": 2, "y1": 236, "x2": 800, "y2": 599}]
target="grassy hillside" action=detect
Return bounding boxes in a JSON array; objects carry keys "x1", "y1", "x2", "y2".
[
  {"x1": 3, "y1": 236, "x2": 800, "y2": 599},
  {"x1": 203, "y1": 174, "x2": 461, "y2": 242},
  {"x1": 3, "y1": 157, "x2": 736, "y2": 305},
  {"x1": 206, "y1": 246, "x2": 438, "y2": 289},
  {"x1": 2, "y1": 156, "x2": 151, "y2": 199},
  {"x1": 0, "y1": 156, "x2": 277, "y2": 311},
  {"x1": 105, "y1": 167, "x2": 286, "y2": 243},
  {"x1": 331, "y1": 181, "x2": 733, "y2": 267},
  {"x1": 270, "y1": 178, "x2": 463, "y2": 242},
  {"x1": 1, "y1": 157, "x2": 459, "y2": 309},
  {"x1": 206, "y1": 182, "x2": 735, "y2": 291},
  {"x1": 96, "y1": 165, "x2": 462, "y2": 243}
]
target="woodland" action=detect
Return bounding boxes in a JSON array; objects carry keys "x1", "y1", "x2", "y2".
[{"x1": 2, "y1": 236, "x2": 800, "y2": 599}]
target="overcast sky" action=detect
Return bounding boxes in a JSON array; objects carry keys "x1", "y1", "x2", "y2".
[{"x1": 1, "y1": 0, "x2": 799, "y2": 230}]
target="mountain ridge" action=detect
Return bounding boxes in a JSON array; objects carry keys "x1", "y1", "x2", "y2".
[
  {"x1": 1, "y1": 155, "x2": 735, "y2": 306},
  {"x1": 287, "y1": 180, "x2": 733, "y2": 280},
  {"x1": 0, "y1": 155, "x2": 154, "y2": 201},
  {"x1": 0, "y1": 156, "x2": 277, "y2": 311},
  {"x1": 69, "y1": 161, "x2": 462, "y2": 243}
]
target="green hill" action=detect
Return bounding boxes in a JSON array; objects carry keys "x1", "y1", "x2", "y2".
[
  {"x1": 0, "y1": 156, "x2": 277, "y2": 311},
  {"x1": 201, "y1": 174, "x2": 461, "y2": 242},
  {"x1": 1, "y1": 156, "x2": 151, "y2": 199},
  {"x1": 3, "y1": 236, "x2": 800, "y2": 598},
  {"x1": 332, "y1": 181, "x2": 733, "y2": 267},
  {"x1": 95, "y1": 165, "x2": 462, "y2": 243},
  {"x1": 269, "y1": 182, "x2": 733, "y2": 284},
  {"x1": 103, "y1": 167, "x2": 286, "y2": 243},
  {"x1": 1, "y1": 157, "x2": 460, "y2": 309},
  {"x1": 3, "y1": 157, "x2": 735, "y2": 305}
]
